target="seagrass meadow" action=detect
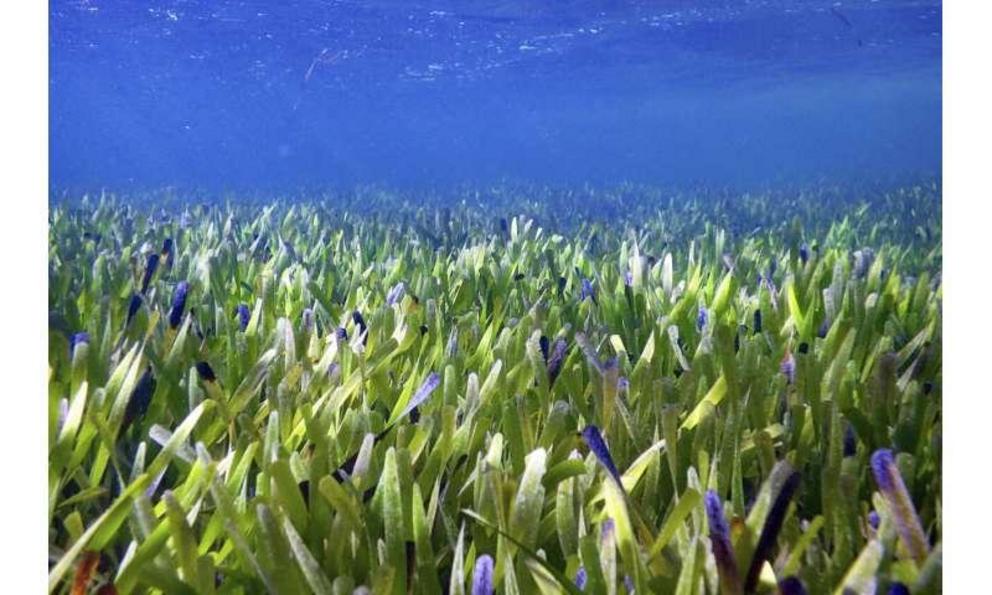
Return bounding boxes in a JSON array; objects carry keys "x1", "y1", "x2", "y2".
[{"x1": 47, "y1": 184, "x2": 942, "y2": 595}]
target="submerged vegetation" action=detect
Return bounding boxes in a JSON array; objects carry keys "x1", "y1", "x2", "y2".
[{"x1": 48, "y1": 183, "x2": 941, "y2": 594}]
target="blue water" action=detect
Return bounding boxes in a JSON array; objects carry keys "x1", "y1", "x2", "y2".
[{"x1": 50, "y1": 1, "x2": 941, "y2": 193}]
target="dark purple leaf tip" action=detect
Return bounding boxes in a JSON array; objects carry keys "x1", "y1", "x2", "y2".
[
  {"x1": 697, "y1": 306, "x2": 709, "y2": 331},
  {"x1": 126, "y1": 293, "x2": 143, "y2": 325},
  {"x1": 235, "y1": 304, "x2": 250, "y2": 331},
  {"x1": 70, "y1": 332, "x2": 90, "y2": 357},
  {"x1": 168, "y1": 281, "x2": 190, "y2": 329},
  {"x1": 705, "y1": 490, "x2": 731, "y2": 542},
  {"x1": 574, "y1": 567, "x2": 587, "y2": 590},
  {"x1": 580, "y1": 278, "x2": 596, "y2": 303},
  {"x1": 780, "y1": 351, "x2": 796, "y2": 385},
  {"x1": 778, "y1": 576, "x2": 808, "y2": 595},
  {"x1": 471, "y1": 554, "x2": 494, "y2": 595},
  {"x1": 581, "y1": 425, "x2": 622, "y2": 484},
  {"x1": 868, "y1": 510, "x2": 880, "y2": 530},
  {"x1": 195, "y1": 361, "x2": 216, "y2": 382},
  {"x1": 386, "y1": 281, "x2": 406, "y2": 306},
  {"x1": 870, "y1": 449, "x2": 897, "y2": 494},
  {"x1": 400, "y1": 372, "x2": 441, "y2": 421}
]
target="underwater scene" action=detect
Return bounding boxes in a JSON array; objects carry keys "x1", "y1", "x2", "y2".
[{"x1": 48, "y1": 2, "x2": 942, "y2": 594}]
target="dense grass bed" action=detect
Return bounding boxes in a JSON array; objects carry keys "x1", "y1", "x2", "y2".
[{"x1": 48, "y1": 184, "x2": 941, "y2": 594}]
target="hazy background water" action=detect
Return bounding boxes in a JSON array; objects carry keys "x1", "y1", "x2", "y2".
[{"x1": 49, "y1": 1, "x2": 941, "y2": 194}]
